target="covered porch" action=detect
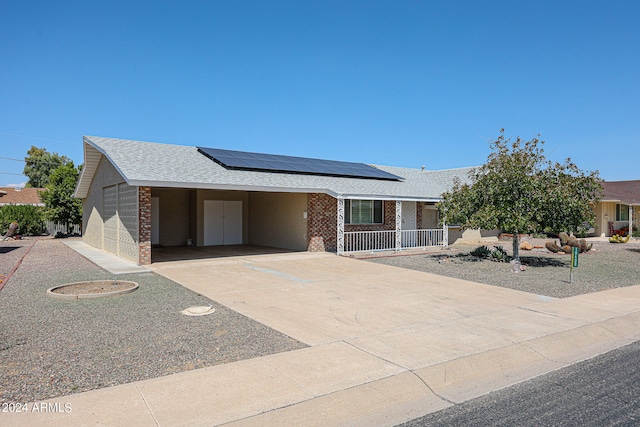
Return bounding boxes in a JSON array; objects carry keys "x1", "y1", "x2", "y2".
[
  {"x1": 336, "y1": 198, "x2": 448, "y2": 254},
  {"x1": 595, "y1": 201, "x2": 638, "y2": 237},
  {"x1": 596, "y1": 181, "x2": 640, "y2": 238},
  {"x1": 608, "y1": 204, "x2": 638, "y2": 237}
]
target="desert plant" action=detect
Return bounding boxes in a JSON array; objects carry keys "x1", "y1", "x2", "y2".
[
  {"x1": 545, "y1": 241, "x2": 561, "y2": 253},
  {"x1": 579, "y1": 239, "x2": 593, "y2": 252},
  {"x1": 546, "y1": 235, "x2": 592, "y2": 253},
  {"x1": 490, "y1": 246, "x2": 509, "y2": 262},
  {"x1": 567, "y1": 236, "x2": 581, "y2": 248},
  {"x1": 470, "y1": 245, "x2": 492, "y2": 258},
  {"x1": 609, "y1": 234, "x2": 631, "y2": 243},
  {"x1": 558, "y1": 232, "x2": 570, "y2": 246}
]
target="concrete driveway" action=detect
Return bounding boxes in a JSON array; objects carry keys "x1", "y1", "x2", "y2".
[
  {"x1": 11, "y1": 251, "x2": 638, "y2": 426},
  {"x1": 150, "y1": 252, "x2": 575, "y2": 349},
  {"x1": 143, "y1": 252, "x2": 639, "y2": 424}
]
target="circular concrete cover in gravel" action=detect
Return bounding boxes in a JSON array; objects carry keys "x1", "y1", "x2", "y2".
[
  {"x1": 181, "y1": 306, "x2": 216, "y2": 316},
  {"x1": 47, "y1": 280, "x2": 139, "y2": 300}
]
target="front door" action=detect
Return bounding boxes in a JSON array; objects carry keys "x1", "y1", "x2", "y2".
[{"x1": 401, "y1": 201, "x2": 417, "y2": 247}]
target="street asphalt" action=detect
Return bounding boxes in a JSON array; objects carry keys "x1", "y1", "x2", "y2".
[{"x1": 400, "y1": 340, "x2": 640, "y2": 426}]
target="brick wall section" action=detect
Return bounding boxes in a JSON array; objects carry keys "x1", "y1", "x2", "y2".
[
  {"x1": 138, "y1": 186, "x2": 152, "y2": 265},
  {"x1": 307, "y1": 193, "x2": 337, "y2": 252}
]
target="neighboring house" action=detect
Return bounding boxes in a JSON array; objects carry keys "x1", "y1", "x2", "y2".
[
  {"x1": 0, "y1": 187, "x2": 45, "y2": 207},
  {"x1": 74, "y1": 136, "x2": 474, "y2": 265},
  {"x1": 593, "y1": 180, "x2": 639, "y2": 237}
]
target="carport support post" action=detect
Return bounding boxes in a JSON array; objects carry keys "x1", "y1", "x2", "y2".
[
  {"x1": 630, "y1": 205, "x2": 633, "y2": 238},
  {"x1": 395, "y1": 200, "x2": 402, "y2": 252},
  {"x1": 337, "y1": 197, "x2": 345, "y2": 254},
  {"x1": 138, "y1": 186, "x2": 152, "y2": 265}
]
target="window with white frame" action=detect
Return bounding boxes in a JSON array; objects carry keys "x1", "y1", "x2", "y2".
[
  {"x1": 345, "y1": 200, "x2": 383, "y2": 224},
  {"x1": 616, "y1": 204, "x2": 629, "y2": 221}
]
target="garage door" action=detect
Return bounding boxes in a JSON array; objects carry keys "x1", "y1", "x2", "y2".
[{"x1": 102, "y1": 183, "x2": 139, "y2": 262}]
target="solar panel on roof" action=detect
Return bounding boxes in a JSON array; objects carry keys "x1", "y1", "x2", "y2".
[{"x1": 197, "y1": 147, "x2": 403, "y2": 181}]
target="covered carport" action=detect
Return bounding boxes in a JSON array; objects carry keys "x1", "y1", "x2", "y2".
[{"x1": 149, "y1": 187, "x2": 309, "y2": 263}]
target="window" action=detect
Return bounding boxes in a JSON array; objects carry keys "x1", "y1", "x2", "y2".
[
  {"x1": 616, "y1": 204, "x2": 629, "y2": 221},
  {"x1": 345, "y1": 200, "x2": 383, "y2": 224}
]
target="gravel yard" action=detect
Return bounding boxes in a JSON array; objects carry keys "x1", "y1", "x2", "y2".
[
  {"x1": 367, "y1": 238, "x2": 640, "y2": 299},
  {"x1": 0, "y1": 237, "x2": 306, "y2": 404}
]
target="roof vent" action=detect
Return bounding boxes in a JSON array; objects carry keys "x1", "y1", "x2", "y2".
[{"x1": 421, "y1": 165, "x2": 425, "y2": 172}]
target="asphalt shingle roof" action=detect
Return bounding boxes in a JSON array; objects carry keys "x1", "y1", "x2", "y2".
[
  {"x1": 76, "y1": 136, "x2": 474, "y2": 201},
  {"x1": 0, "y1": 187, "x2": 45, "y2": 206},
  {"x1": 602, "y1": 180, "x2": 640, "y2": 205}
]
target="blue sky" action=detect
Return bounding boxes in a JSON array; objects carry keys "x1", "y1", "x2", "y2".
[{"x1": 1, "y1": 1, "x2": 639, "y2": 186}]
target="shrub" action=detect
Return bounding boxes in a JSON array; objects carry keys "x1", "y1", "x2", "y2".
[
  {"x1": 490, "y1": 246, "x2": 509, "y2": 262},
  {"x1": 470, "y1": 245, "x2": 510, "y2": 262},
  {"x1": 470, "y1": 245, "x2": 492, "y2": 258},
  {"x1": 0, "y1": 205, "x2": 45, "y2": 236}
]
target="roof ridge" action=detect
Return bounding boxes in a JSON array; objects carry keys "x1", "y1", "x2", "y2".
[{"x1": 602, "y1": 179, "x2": 640, "y2": 184}]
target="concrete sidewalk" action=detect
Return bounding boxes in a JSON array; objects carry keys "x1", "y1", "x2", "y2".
[
  {"x1": 4, "y1": 253, "x2": 639, "y2": 426},
  {"x1": 62, "y1": 239, "x2": 151, "y2": 275}
]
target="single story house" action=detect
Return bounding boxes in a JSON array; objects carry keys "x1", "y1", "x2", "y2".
[
  {"x1": 594, "y1": 180, "x2": 639, "y2": 237},
  {"x1": 0, "y1": 187, "x2": 45, "y2": 207},
  {"x1": 74, "y1": 136, "x2": 476, "y2": 265}
]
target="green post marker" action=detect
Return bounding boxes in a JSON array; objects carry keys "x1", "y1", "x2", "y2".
[{"x1": 570, "y1": 246, "x2": 579, "y2": 283}]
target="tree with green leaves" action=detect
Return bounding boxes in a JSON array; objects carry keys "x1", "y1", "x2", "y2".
[
  {"x1": 40, "y1": 162, "x2": 83, "y2": 234},
  {"x1": 23, "y1": 146, "x2": 71, "y2": 188},
  {"x1": 437, "y1": 129, "x2": 603, "y2": 261}
]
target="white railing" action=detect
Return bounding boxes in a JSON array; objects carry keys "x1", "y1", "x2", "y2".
[
  {"x1": 44, "y1": 221, "x2": 81, "y2": 235},
  {"x1": 344, "y1": 229, "x2": 444, "y2": 253},
  {"x1": 401, "y1": 229, "x2": 444, "y2": 248},
  {"x1": 344, "y1": 230, "x2": 396, "y2": 252}
]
